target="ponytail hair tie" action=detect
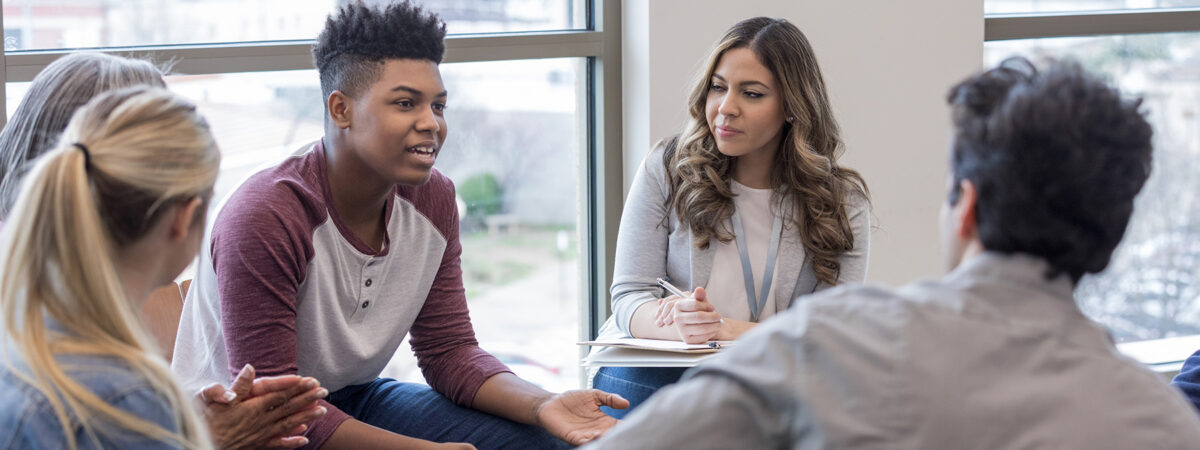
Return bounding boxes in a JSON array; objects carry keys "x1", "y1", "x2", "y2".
[{"x1": 73, "y1": 143, "x2": 91, "y2": 169}]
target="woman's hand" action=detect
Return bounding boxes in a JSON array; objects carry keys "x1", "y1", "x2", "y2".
[
  {"x1": 657, "y1": 288, "x2": 758, "y2": 341},
  {"x1": 198, "y1": 364, "x2": 329, "y2": 450},
  {"x1": 654, "y1": 287, "x2": 723, "y2": 344},
  {"x1": 652, "y1": 295, "x2": 681, "y2": 328}
]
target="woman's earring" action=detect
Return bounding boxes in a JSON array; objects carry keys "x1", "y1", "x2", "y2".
[{"x1": 787, "y1": 116, "x2": 794, "y2": 122}]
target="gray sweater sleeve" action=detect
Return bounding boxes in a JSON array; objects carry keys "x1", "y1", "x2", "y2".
[
  {"x1": 609, "y1": 144, "x2": 672, "y2": 336},
  {"x1": 821, "y1": 189, "x2": 871, "y2": 290}
]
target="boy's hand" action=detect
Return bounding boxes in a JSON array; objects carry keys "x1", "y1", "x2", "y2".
[{"x1": 535, "y1": 389, "x2": 629, "y2": 445}]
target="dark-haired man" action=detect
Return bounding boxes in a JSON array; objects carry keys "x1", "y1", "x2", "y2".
[
  {"x1": 171, "y1": 2, "x2": 624, "y2": 448},
  {"x1": 587, "y1": 58, "x2": 1200, "y2": 449}
]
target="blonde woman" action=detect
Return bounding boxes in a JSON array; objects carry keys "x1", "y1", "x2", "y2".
[
  {"x1": 593, "y1": 17, "x2": 871, "y2": 417},
  {"x1": 0, "y1": 53, "x2": 325, "y2": 450},
  {"x1": 0, "y1": 87, "x2": 322, "y2": 449}
]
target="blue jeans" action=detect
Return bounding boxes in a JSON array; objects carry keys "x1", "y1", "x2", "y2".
[
  {"x1": 328, "y1": 378, "x2": 569, "y2": 449},
  {"x1": 592, "y1": 367, "x2": 688, "y2": 419}
]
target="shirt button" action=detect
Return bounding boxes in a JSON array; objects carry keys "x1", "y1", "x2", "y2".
[
  {"x1": 362, "y1": 300, "x2": 370, "y2": 308},
  {"x1": 365, "y1": 279, "x2": 373, "y2": 287}
]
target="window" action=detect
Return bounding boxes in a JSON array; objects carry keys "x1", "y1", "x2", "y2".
[
  {"x1": 987, "y1": 0, "x2": 1200, "y2": 14},
  {"x1": 986, "y1": 32, "x2": 1200, "y2": 342},
  {"x1": 2, "y1": 0, "x2": 587, "y2": 50},
  {"x1": 0, "y1": 0, "x2": 621, "y2": 390},
  {"x1": 986, "y1": 3, "x2": 1200, "y2": 348},
  {"x1": 386, "y1": 58, "x2": 586, "y2": 391}
]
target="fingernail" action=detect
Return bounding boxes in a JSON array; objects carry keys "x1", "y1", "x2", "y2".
[
  {"x1": 238, "y1": 363, "x2": 252, "y2": 378},
  {"x1": 316, "y1": 406, "x2": 327, "y2": 416},
  {"x1": 317, "y1": 388, "x2": 329, "y2": 398},
  {"x1": 299, "y1": 424, "x2": 307, "y2": 432},
  {"x1": 222, "y1": 391, "x2": 237, "y2": 402},
  {"x1": 304, "y1": 378, "x2": 318, "y2": 389},
  {"x1": 298, "y1": 438, "x2": 309, "y2": 445}
]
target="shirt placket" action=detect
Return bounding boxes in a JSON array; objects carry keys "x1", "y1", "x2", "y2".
[{"x1": 354, "y1": 257, "x2": 381, "y2": 323}]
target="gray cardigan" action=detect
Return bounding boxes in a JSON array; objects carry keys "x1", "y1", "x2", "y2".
[{"x1": 607, "y1": 143, "x2": 871, "y2": 336}]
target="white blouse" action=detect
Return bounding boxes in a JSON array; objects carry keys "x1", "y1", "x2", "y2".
[{"x1": 705, "y1": 180, "x2": 782, "y2": 322}]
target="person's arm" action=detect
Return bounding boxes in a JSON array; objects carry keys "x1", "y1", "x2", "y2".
[
  {"x1": 407, "y1": 177, "x2": 626, "y2": 446},
  {"x1": 404, "y1": 179, "x2": 511, "y2": 405},
  {"x1": 610, "y1": 144, "x2": 676, "y2": 337},
  {"x1": 716, "y1": 318, "x2": 756, "y2": 340},
  {"x1": 635, "y1": 287, "x2": 726, "y2": 343},
  {"x1": 628, "y1": 300, "x2": 688, "y2": 340},
  {"x1": 822, "y1": 189, "x2": 871, "y2": 289},
  {"x1": 471, "y1": 373, "x2": 628, "y2": 445}
]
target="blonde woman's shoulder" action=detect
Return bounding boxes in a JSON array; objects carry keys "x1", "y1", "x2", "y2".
[{"x1": 0, "y1": 353, "x2": 178, "y2": 449}]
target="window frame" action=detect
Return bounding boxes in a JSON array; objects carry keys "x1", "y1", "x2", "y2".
[{"x1": 985, "y1": 6, "x2": 1200, "y2": 41}]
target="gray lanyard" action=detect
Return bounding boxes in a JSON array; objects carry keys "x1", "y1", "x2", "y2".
[{"x1": 731, "y1": 207, "x2": 783, "y2": 322}]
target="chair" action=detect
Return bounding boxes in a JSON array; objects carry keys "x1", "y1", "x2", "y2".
[{"x1": 141, "y1": 280, "x2": 191, "y2": 363}]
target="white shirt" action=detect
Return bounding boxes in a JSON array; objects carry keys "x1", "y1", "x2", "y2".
[{"x1": 706, "y1": 180, "x2": 781, "y2": 322}]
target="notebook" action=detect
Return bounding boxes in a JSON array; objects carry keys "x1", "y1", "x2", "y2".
[{"x1": 579, "y1": 337, "x2": 734, "y2": 354}]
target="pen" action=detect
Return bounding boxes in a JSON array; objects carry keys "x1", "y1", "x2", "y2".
[{"x1": 656, "y1": 277, "x2": 691, "y2": 299}]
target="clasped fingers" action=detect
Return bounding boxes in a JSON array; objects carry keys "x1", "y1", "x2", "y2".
[
  {"x1": 654, "y1": 295, "x2": 683, "y2": 327},
  {"x1": 672, "y1": 310, "x2": 722, "y2": 343},
  {"x1": 674, "y1": 298, "x2": 715, "y2": 313}
]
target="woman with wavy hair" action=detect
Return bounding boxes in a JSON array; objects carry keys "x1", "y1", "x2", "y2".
[{"x1": 593, "y1": 17, "x2": 871, "y2": 417}]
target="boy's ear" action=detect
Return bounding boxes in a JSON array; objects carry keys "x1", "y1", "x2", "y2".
[{"x1": 328, "y1": 90, "x2": 352, "y2": 129}]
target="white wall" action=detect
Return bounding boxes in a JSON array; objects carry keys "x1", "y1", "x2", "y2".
[{"x1": 622, "y1": 0, "x2": 985, "y2": 286}]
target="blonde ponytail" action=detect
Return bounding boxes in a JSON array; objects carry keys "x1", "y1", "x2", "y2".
[{"x1": 0, "y1": 86, "x2": 217, "y2": 450}]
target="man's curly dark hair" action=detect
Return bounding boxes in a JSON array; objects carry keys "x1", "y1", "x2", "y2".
[
  {"x1": 312, "y1": 0, "x2": 447, "y2": 101},
  {"x1": 946, "y1": 57, "x2": 1153, "y2": 283}
]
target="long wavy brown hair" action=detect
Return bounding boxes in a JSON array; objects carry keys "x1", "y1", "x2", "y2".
[{"x1": 665, "y1": 17, "x2": 869, "y2": 285}]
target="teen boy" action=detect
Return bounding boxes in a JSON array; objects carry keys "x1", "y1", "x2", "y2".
[
  {"x1": 588, "y1": 58, "x2": 1200, "y2": 448},
  {"x1": 172, "y1": 2, "x2": 625, "y2": 448}
]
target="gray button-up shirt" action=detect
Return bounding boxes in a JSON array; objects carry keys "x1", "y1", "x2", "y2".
[{"x1": 590, "y1": 253, "x2": 1200, "y2": 449}]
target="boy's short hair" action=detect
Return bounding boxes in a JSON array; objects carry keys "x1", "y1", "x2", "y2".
[
  {"x1": 312, "y1": 0, "x2": 447, "y2": 101},
  {"x1": 946, "y1": 57, "x2": 1153, "y2": 282}
]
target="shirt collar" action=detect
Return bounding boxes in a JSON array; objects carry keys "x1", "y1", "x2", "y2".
[{"x1": 943, "y1": 251, "x2": 1084, "y2": 320}]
